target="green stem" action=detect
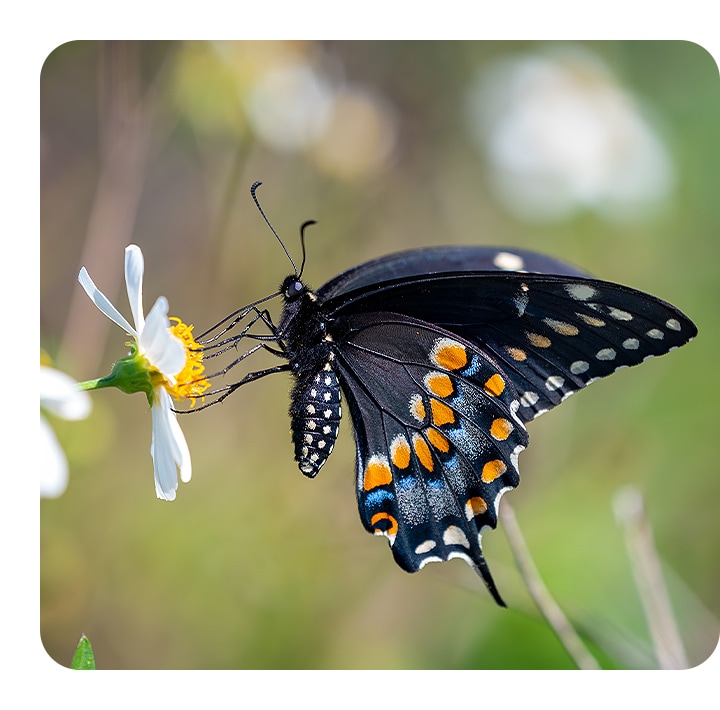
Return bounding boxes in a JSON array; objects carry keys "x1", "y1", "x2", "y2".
[{"x1": 76, "y1": 378, "x2": 112, "y2": 391}]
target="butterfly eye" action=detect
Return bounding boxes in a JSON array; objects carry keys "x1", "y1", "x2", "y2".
[{"x1": 285, "y1": 279, "x2": 305, "y2": 301}]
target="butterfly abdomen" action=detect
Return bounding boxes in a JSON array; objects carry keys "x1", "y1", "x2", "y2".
[{"x1": 290, "y1": 355, "x2": 342, "y2": 477}]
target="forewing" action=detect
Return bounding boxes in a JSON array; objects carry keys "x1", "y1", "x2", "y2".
[{"x1": 327, "y1": 272, "x2": 697, "y2": 424}]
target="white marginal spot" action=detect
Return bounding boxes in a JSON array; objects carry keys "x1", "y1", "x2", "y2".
[
  {"x1": 666, "y1": 318, "x2": 681, "y2": 331},
  {"x1": 509, "y1": 399, "x2": 524, "y2": 427},
  {"x1": 493, "y1": 251, "x2": 525, "y2": 271},
  {"x1": 443, "y1": 526, "x2": 470, "y2": 549},
  {"x1": 570, "y1": 360, "x2": 589, "y2": 374},
  {"x1": 306, "y1": 404, "x2": 316, "y2": 415},
  {"x1": 596, "y1": 348, "x2": 617, "y2": 361},
  {"x1": 623, "y1": 338, "x2": 640, "y2": 350},
  {"x1": 520, "y1": 391, "x2": 539, "y2": 407},
  {"x1": 565, "y1": 283, "x2": 596, "y2": 301},
  {"x1": 545, "y1": 375, "x2": 564, "y2": 391},
  {"x1": 417, "y1": 555, "x2": 443, "y2": 569},
  {"x1": 608, "y1": 307, "x2": 633, "y2": 321},
  {"x1": 510, "y1": 445, "x2": 524, "y2": 471},
  {"x1": 647, "y1": 328, "x2": 664, "y2": 340},
  {"x1": 415, "y1": 539, "x2": 437, "y2": 554},
  {"x1": 318, "y1": 440, "x2": 326, "y2": 449},
  {"x1": 324, "y1": 409, "x2": 332, "y2": 418},
  {"x1": 307, "y1": 421, "x2": 317, "y2": 430},
  {"x1": 310, "y1": 388, "x2": 317, "y2": 398}
]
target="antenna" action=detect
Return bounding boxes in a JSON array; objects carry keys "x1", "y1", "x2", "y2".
[
  {"x1": 298, "y1": 220, "x2": 316, "y2": 279},
  {"x1": 251, "y1": 181, "x2": 298, "y2": 275}
]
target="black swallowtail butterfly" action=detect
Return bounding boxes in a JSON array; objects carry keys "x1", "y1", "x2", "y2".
[{"x1": 200, "y1": 188, "x2": 697, "y2": 606}]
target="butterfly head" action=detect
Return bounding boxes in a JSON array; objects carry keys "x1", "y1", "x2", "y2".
[{"x1": 281, "y1": 275, "x2": 306, "y2": 303}]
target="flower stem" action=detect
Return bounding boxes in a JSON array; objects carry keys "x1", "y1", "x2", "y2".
[
  {"x1": 76, "y1": 378, "x2": 111, "y2": 391},
  {"x1": 613, "y1": 486, "x2": 689, "y2": 669},
  {"x1": 501, "y1": 501, "x2": 601, "y2": 670}
]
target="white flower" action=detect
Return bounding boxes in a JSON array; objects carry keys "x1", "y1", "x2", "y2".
[
  {"x1": 78, "y1": 245, "x2": 207, "y2": 501},
  {"x1": 40, "y1": 365, "x2": 92, "y2": 498}
]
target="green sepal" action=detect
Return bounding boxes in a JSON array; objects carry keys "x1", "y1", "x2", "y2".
[{"x1": 77, "y1": 342, "x2": 155, "y2": 406}]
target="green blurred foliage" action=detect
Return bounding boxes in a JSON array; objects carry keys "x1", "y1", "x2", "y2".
[{"x1": 40, "y1": 40, "x2": 719, "y2": 669}]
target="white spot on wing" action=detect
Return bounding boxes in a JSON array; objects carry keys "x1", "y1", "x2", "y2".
[
  {"x1": 520, "y1": 391, "x2": 539, "y2": 407},
  {"x1": 596, "y1": 348, "x2": 616, "y2": 361},
  {"x1": 443, "y1": 526, "x2": 470, "y2": 548},
  {"x1": 565, "y1": 283, "x2": 596, "y2": 301},
  {"x1": 570, "y1": 360, "x2": 589, "y2": 374},
  {"x1": 493, "y1": 251, "x2": 525, "y2": 271},
  {"x1": 545, "y1": 375, "x2": 564, "y2": 391},
  {"x1": 415, "y1": 540, "x2": 437, "y2": 554},
  {"x1": 608, "y1": 307, "x2": 633, "y2": 321}
]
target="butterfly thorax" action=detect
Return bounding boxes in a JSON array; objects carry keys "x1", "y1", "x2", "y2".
[{"x1": 279, "y1": 275, "x2": 342, "y2": 478}]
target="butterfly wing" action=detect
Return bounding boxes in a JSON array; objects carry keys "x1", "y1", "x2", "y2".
[
  {"x1": 317, "y1": 247, "x2": 695, "y2": 599},
  {"x1": 318, "y1": 245, "x2": 589, "y2": 299},
  {"x1": 322, "y1": 252, "x2": 696, "y2": 423},
  {"x1": 332, "y1": 312, "x2": 529, "y2": 605}
]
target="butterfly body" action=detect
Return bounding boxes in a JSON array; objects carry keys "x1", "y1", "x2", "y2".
[{"x1": 237, "y1": 246, "x2": 696, "y2": 605}]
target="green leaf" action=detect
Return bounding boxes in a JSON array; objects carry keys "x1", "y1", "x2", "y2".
[{"x1": 71, "y1": 635, "x2": 96, "y2": 670}]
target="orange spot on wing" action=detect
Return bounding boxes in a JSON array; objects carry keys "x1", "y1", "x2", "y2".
[
  {"x1": 425, "y1": 372, "x2": 454, "y2": 398},
  {"x1": 526, "y1": 332, "x2": 552, "y2": 348},
  {"x1": 409, "y1": 393, "x2": 427, "y2": 422},
  {"x1": 483, "y1": 374, "x2": 505, "y2": 397},
  {"x1": 490, "y1": 418, "x2": 513, "y2": 441},
  {"x1": 577, "y1": 313, "x2": 606, "y2": 327},
  {"x1": 426, "y1": 428, "x2": 450, "y2": 453},
  {"x1": 482, "y1": 459, "x2": 507, "y2": 483},
  {"x1": 390, "y1": 436, "x2": 411, "y2": 469},
  {"x1": 432, "y1": 340, "x2": 468, "y2": 370},
  {"x1": 430, "y1": 398, "x2": 455, "y2": 426},
  {"x1": 363, "y1": 456, "x2": 392, "y2": 491},
  {"x1": 506, "y1": 346, "x2": 527, "y2": 362},
  {"x1": 467, "y1": 496, "x2": 488, "y2": 517},
  {"x1": 413, "y1": 435, "x2": 434, "y2": 472},
  {"x1": 371, "y1": 512, "x2": 398, "y2": 538}
]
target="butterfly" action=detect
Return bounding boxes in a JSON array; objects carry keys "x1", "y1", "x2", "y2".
[{"x1": 198, "y1": 188, "x2": 697, "y2": 606}]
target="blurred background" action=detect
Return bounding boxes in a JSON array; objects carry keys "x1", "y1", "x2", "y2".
[{"x1": 40, "y1": 40, "x2": 719, "y2": 669}]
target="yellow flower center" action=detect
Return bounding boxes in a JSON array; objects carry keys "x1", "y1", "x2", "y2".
[{"x1": 163, "y1": 318, "x2": 210, "y2": 404}]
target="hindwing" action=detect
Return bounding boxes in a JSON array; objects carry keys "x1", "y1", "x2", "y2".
[{"x1": 333, "y1": 312, "x2": 529, "y2": 604}]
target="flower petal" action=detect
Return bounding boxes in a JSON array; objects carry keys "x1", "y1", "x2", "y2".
[
  {"x1": 40, "y1": 416, "x2": 69, "y2": 498},
  {"x1": 125, "y1": 245, "x2": 145, "y2": 334},
  {"x1": 40, "y1": 367, "x2": 92, "y2": 420},
  {"x1": 141, "y1": 297, "x2": 186, "y2": 377},
  {"x1": 78, "y1": 267, "x2": 137, "y2": 336},
  {"x1": 150, "y1": 388, "x2": 192, "y2": 499}
]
